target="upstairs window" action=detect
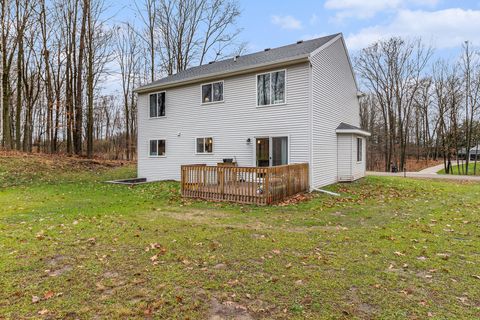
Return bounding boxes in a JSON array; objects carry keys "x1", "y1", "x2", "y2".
[
  {"x1": 150, "y1": 92, "x2": 166, "y2": 117},
  {"x1": 257, "y1": 70, "x2": 285, "y2": 106},
  {"x1": 150, "y1": 139, "x2": 166, "y2": 157},
  {"x1": 357, "y1": 138, "x2": 363, "y2": 162},
  {"x1": 202, "y1": 81, "x2": 223, "y2": 104},
  {"x1": 196, "y1": 137, "x2": 213, "y2": 154}
]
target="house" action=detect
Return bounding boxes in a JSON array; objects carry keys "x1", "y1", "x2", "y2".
[
  {"x1": 134, "y1": 33, "x2": 370, "y2": 191},
  {"x1": 458, "y1": 145, "x2": 480, "y2": 160}
]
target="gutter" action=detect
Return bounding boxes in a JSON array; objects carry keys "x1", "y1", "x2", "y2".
[
  {"x1": 335, "y1": 129, "x2": 371, "y2": 137},
  {"x1": 134, "y1": 55, "x2": 310, "y2": 94}
]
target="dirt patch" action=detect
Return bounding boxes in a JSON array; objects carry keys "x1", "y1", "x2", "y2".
[
  {"x1": 48, "y1": 265, "x2": 73, "y2": 277},
  {"x1": 157, "y1": 209, "x2": 342, "y2": 233},
  {"x1": 45, "y1": 254, "x2": 73, "y2": 277},
  {"x1": 345, "y1": 286, "x2": 378, "y2": 319},
  {"x1": 47, "y1": 254, "x2": 66, "y2": 266},
  {"x1": 209, "y1": 298, "x2": 253, "y2": 320},
  {"x1": 103, "y1": 271, "x2": 119, "y2": 279},
  {"x1": 156, "y1": 209, "x2": 230, "y2": 223}
]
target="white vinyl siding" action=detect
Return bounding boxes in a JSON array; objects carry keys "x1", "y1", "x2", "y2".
[
  {"x1": 352, "y1": 136, "x2": 366, "y2": 179},
  {"x1": 337, "y1": 134, "x2": 352, "y2": 181},
  {"x1": 310, "y1": 37, "x2": 363, "y2": 187},
  {"x1": 137, "y1": 63, "x2": 310, "y2": 181}
]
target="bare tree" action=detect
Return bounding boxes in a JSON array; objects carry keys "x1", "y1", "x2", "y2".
[
  {"x1": 356, "y1": 37, "x2": 433, "y2": 171},
  {"x1": 115, "y1": 23, "x2": 140, "y2": 160}
]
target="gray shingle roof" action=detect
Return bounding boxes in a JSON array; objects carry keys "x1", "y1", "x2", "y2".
[
  {"x1": 337, "y1": 122, "x2": 362, "y2": 131},
  {"x1": 135, "y1": 33, "x2": 340, "y2": 92}
]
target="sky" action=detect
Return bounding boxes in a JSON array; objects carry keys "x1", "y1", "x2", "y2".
[
  {"x1": 235, "y1": 0, "x2": 480, "y2": 57},
  {"x1": 105, "y1": 0, "x2": 480, "y2": 93}
]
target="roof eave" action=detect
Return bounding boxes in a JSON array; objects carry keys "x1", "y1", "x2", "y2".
[
  {"x1": 134, "y1": 55, "x2": 310, "y2": 94},
  {"x1": 336, "y1": 129, "x2": 371, "y2": 137}
]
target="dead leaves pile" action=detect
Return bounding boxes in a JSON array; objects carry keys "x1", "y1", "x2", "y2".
[{"x1": 277, "y1": 193, "x2": 313, "y2": 206}]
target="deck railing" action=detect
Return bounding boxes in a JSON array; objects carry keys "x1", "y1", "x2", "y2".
[{"x1": 181, "y1": 163, "x2": 309, "y2": 205}]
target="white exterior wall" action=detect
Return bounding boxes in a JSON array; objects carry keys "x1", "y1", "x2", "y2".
[
  {"x1": 310, "y1": 37, "x2": 362, "y2": 188},
  {"x1": 137, "y1": 63, "x2": 311, "y2": 181},
  {"x1": 337, "y1": 134, "x2": 366, "y2": 181},
  {"x1": 337, "y1": 134, "x2": 352, "y2": 181},
  {"x1": 352, "y1": 136, "x2": 367, "y2": 180}
]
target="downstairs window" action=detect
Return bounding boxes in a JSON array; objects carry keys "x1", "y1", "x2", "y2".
[{"x1": 150, "y1": 139, "x2": 166, "y2": 157}]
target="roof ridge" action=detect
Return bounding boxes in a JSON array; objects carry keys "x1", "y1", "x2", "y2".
[{"x1": 136, "y1": 33, "x2": 341, "y2": 92}]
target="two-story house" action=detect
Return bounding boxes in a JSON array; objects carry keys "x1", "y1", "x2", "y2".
[{"x1": 134, "y1": 33, "x2": 370, "y2": 190}]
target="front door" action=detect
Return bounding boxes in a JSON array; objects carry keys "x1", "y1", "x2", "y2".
[{"x1": 255, "y1": 136, "x2": 288, "y2": 167}]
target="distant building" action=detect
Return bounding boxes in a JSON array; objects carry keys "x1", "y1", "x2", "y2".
[{"x1": 457, "y1": 145, "x2": 480, "y2": 160}]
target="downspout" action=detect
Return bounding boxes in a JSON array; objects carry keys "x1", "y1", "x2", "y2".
[{"x1": 312, "y1": 188, "x2": 340, "y2": 196}]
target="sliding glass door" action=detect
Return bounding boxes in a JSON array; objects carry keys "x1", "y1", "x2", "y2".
[
  {"x1": 256, "y1": 138, "x2": 270, "y2": 167},
  {"x1": 255, "y1": 136, "x2": 288, "y2": 167}
]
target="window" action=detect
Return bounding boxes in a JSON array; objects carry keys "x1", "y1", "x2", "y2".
[
  {"x1": 149, "y1": 92, "x2": 166, "y2": 117},
  {"x1": 196, "y1": 137, "x2": 213, "y2": 154},
  {"x1": 202, "y1": 81, "x2": 223, "y2": 104},
  {"x1": 257, "y1": 70, "x2": 285, "y2": 106},
  {"x1": 357, "y1": 138, "x2": 363, "y2": 162},
  {"x1": 150, "y1": 139, "x2": 166, "y2": 157}
]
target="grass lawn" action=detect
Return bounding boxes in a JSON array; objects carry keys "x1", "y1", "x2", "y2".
[
  {"x1": 438, "y1": 162, "x2": 480, "y2": 176},
  {"x1": 1, "y1": 153, "x2": 479, "y2": 319}
]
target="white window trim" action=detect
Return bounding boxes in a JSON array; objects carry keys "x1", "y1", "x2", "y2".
[
  {"x1": 201, "y1": 80, "x2": 224, "y2": 105},
  {"x1": 194, "y1": 137, "x2": 214, "y2": 155},
  {"x1": 149, "y1": 139, "x2": 167, "y2": 158},
  {"x1": 356, "y1": 137, "x2": 363, "y2": 163},
  {"x1": 149, "y1": 91, "x2": 167, "y2": 118},
  {"x1": 255, "y1": 69, "x2": 287, "y2": 108}
]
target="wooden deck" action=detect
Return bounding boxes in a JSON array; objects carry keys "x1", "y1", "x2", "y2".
[{"x1": 181, "y1": 163, "x2": 309, "y2": 205}]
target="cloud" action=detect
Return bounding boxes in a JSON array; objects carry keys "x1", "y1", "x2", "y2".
[
  {"x1": 345, "y1": 8, "x2": 480, "y2": 50},
  {"x1": 271, "y1": 15, "x2": 303, "y2": 30},
  {"x1": 309, "y1": 14, "x2": 319, "y2": 26},
  {"x1": 325, "y1": 0, "x2": 439, "y2": 20}
]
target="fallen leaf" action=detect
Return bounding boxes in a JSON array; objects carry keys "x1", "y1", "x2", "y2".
[
  {"x1": 32, "y1": 296, "x2": 40, "y2": 303},
  {"x1": 436, "y1": 253, "x2": 450, "y2": 260},
  {"x1": 38, "y1": 309, "x2": 49, "y2": 315},
  {"x1": 144, "y1": 308, "x2": 153, "y2": 315},
  {"x1": 95, "y1": 282, "x2": 106, "y2": 291},
  {"x1": 43, "y1": 291, "x2": 54, "y2": 300}
]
